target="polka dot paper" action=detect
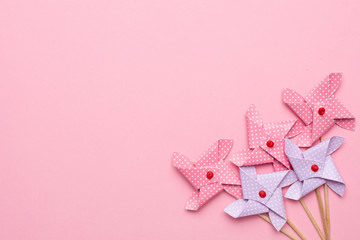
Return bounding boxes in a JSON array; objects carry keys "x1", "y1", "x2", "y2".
[
  {"x1": 284, "y1": 136, "x2": 346, "y2": 200},
  {"x1": 229, "y1": 104, "x2": 304, "y2": 171},
  {"x1": 172, "y1": 139, "x2": 242, "y2": 211},
  {"x1": 224, "y1": 166, "x2": 298, "y2": 231},
  {"x1": 283, "y1": 73, "x2": 356, "y2": 147}
]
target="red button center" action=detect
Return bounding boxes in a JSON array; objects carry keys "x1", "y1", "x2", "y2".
[
  {"x1": 259, "y1": 190, "x2": 266, "y2": 198},
  {"x1": 266, "y1": 140, "x2": 274, "y2": 148},
  {"x1": 311, "y1": 164, "x2": 319, "y2": 172},
  {"x1": 318, "y1": 107, "x2": 326, "y2": 115},
  {"x1": 206, "y1": 171, "x2": 214, "y2": 179}
]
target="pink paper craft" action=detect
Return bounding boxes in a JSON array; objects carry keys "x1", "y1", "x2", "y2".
[
  {"x1": 172, "y1": 139, "x2": 242, "y2": 211},
  {"x1": 283, "y1": 73, "x2": 356, "y2": 147},
  {"x1": 229, "y1": 105, "x2": 304, "y2": 171},
  {"x1": 224, "y1": 166, "x2": 298, "y2": 231},
  {"x1": 284, "y1": 136, "x2": 345, "y2": 200}
]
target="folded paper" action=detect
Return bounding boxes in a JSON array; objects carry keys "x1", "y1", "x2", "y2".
[
  {"x1": 229, "y1": 105, "x2": 303, "y2": 171},
  {"x1": 172, "y1": 139, "x2": 242, "y2": 211},
  {"x1": 224, "y1": 166, "x2": 298, "y2": 231},
  {"x1": 283, "y1": 73, "x2": 355, "y2": 147},
  {"x1": 284, "y1": 136, "x2": 345, "y2": 200}
]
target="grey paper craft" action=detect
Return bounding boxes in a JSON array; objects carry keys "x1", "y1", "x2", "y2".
[
  {"x1": 224, "y1": 166, "x2": 298, "y2": 231},
  {"x1": 284, "y1": 136, "x2": 345, "y2": 200}
]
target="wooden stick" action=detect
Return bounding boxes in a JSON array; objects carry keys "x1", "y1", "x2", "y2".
[
  {"x1": 287, "y1": 218, "x2": 307, "y2": 240},
  {"x1": 319, "y1": 136, "x2": 330, "y2": 240},
  {"x1": 235, "y1": 198, "x2": 306, "y2": 239},
  {"x1": 299, "y1": 198, "x2": 325, "y2": 240},
  {"x1": 324, "y1": 184, "x2": 330, "y2": 240},
  {"x1": 316, "y1": 187, "x2": 328, "y2": 239},
  {"x1": 258, "y1": 214, "x2": 299, "y2": 240}
]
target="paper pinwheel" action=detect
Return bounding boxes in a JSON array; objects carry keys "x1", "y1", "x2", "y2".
[
  {"x1": 172, "y1": 139, "x2": 242, "y2": 211},
  {"x1": 284, "y1": 136, "x2": 345, "y2": 200},
  {"x1": 229, "y1": 104, "x2": 303, "y2": 171},
  {"x1": 224, "y1": 166, "x2": 298, "y2": 231},
  {"x1": 283, "y1": 73, "x2": 355, "y2": 147}
]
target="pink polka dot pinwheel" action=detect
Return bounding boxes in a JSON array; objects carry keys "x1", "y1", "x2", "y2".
[
  {"x1": 172, "y1": 139, "x2": 242, "y2": 211},
  {"x1": 229, "y1": 105, "x2": 304, "y2": 171},
  {"x1": 282, "y1": 73, "x2": 356, "y2": 147}
]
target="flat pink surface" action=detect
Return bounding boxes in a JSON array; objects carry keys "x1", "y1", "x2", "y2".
[{"x1": 0, "y1": 1, "x2": 359, "y2": 239}]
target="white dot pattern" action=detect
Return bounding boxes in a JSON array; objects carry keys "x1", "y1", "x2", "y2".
[
  {"x1": 230, "y1": 148, "x2": 274, "y2": 167},
  {"x1": 283, "y1": 73, "x2": 356, "y2": 147},
  {"x1": 229, "y1": 105, "x2": 303, "y2": 171},
  {"x1": 282, "y1": 88, "x2": 313, "y2": 125},
  {"x1": 225, "y1": 199, "x2": 269, "y2": 218},
  {"x1": 287, "y1": 120, "x2": 306, "y2": 138},
  {"x1": 172, "y1": 139, "x2": 242, "y2": 211},
  {"x1": 284, "y1": 137, "x2": 346, "y2": 200},
  {"x1": 224, "y1": 166, "x2": 298, "y2": 231}
]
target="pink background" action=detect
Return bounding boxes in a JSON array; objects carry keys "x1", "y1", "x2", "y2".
[{"x1": 0, "y1": 1, "x2": 359, "y2": 239}]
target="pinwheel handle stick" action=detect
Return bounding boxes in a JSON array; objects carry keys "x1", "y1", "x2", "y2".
[
  {"x1": 299, "y1": 198, "x2": 326, "y2": 240},
  {"x1": 315, "y1": 188, "x2": 328, "y2": 239},
  {"x1": 321, "y1": 136, "x2": 331, "y2": 240},
  {"x1": 324, "y1": 184, "x2": 330, "y2": 240},
  {"x1": 235, "y1": 197, "x2": 305, "y2": 240},
  {"x1": 258, "y1": 214, "x2": 299, "y2": 240},
  {"x1": 286, "y1": 219, "x2": 307, "y2": 240},
  {"x1": 315, "y1": 136, "x2": 330, "y2": 240}
]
